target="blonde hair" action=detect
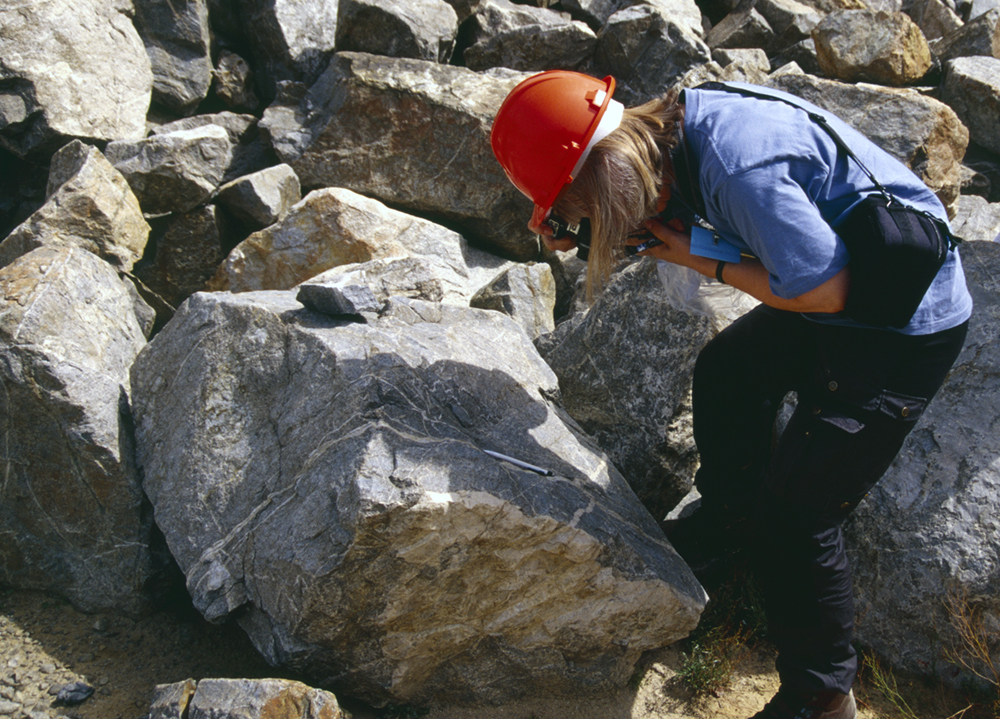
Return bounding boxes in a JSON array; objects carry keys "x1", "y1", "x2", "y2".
[{"x1": 552, "y1": 90, "x2": 685, "y2": 299}]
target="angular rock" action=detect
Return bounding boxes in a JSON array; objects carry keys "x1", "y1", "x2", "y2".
[
  {"x1": 134, "y1": 206, "x2": 230, "y2": 309},
  {"x1": 931, "y1": 8, "x2": 1000, "y2": 59},
  {"x1": 150, "y1": 678, "x2": 343, "y2": 719},
  {"x1": 463, "y1": 0, "x2": 597, "y2": 72},
  {"x1": 560, "y1": 0, "x2": 704, "y2": 37},
  {"x1": 906, "y1": 0, "x2": 964, "y2": 42},
  {"x1": 677, "y1": 58, "x2": 771, "y2": 88},
  {"x1": 240, "y1": 0, "x2": 339, "y2": 101},
  {"x1": 941, "y1": 56, "x2": 1000, "y2": 156},
  {"x1": 705, "y1": 7, "x2": 776, "y2": 51},
  {"x1": 594, "y1": 5, "x2": 713, "y2": 106},
  {"x1": 538, "y1": 260, "x2": 720, "y2": 521},
  {"x1": 297, "y1": 280, "x2": 381, "y2": 315},
  {"x1": 0, "y1": 0, "x2": 152, "y2": 158},
  {"x1": 951, "y1": 196, "x2": 1000, "y2": 242},
  {"x1": 297, "y1": 257, "x2": 448, "y2": 313},
  {"x1": 813, "y1": 9, "x2": 933, "y2": 85},
  {"x1": 766, "y1": 72, "x2": 968, "y2": 216},
  {"x1": 470, "y1": 263, "x2": 557, "y2": 340},
  {"x1": 847, "y1": 239, "x2": 1000, "y2": 685},
  {"x1": 215, "y1": 164, "x2": 302, "y2": 230},
  {"x1": 150, "y1": 112, "x2": 275, "y2": 183},
  {"x1": 0, "y1": 141, "x2": 149, "y2": 272},
  {"x1": 961, "y1": 144, "x2": 1000, "y2": 203},
  {"x1": 210, "y1": 187, "x2": 507, "y2": 301},
  {"x1": 134, "y1": 0, "x2": 213, "y2": 115},
  {"x1": 336, "y1": 0, "x2": 459, "y2": 63},
  {"x1": 969, "y1": 0, "x2": 1000, "y2": 18},
  {"x1": 148, "y1": 678, "x2": 197, "y2": 719},
  {"x1": 260, "y1": 52, "x2": 539, "y2": 260},
  {"x1": 0, "y1": 246, "x2": 157, "y2": 616},
  {"x1": 106, "y1": 125, "x2": 233, "y2": 216},
  {"x1": 213, "y1": 51, "x2": 261, "y2": 112},
  {"x1": 130, "y1": 290, "x2": 707, "y2": 706},
  {"x1": 712, "y1": 47, "x2": 772, "y2": 72},
  {"x1": 770, "y1": 39, "x2": 823, "y2": 75},
  {"x1": 757, "y1": 0, "x2": 826, "y2": 47}
]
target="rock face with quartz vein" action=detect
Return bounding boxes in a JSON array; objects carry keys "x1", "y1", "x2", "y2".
[{"x1": 130, "y1": 290, "x2": 706, "y2": 706}]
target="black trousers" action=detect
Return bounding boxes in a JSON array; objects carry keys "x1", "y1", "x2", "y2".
[{"x1": 691, "y1": 305, "x2": 968, "y2": 695}]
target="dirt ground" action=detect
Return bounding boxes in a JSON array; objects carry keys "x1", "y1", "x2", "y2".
[{"x1": 0, "y1": 588, "x2": 986, "y2": 719}]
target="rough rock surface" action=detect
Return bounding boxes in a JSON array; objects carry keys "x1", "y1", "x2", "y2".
[
  {"x1": 538, "y1": 260, "x2": 719, "y2": 522},
  {"x1": 336, "y1": 0, "x2": 459, "y2": 63},
  {"x1": 940, "y1": 56, "x2": 1000, "y2": 156},
  {"x1": 150, "y1": 678, "x2": 343, "y2": 719},
  {"x1": 134, "y1": 0, "x2": 213, "y2": 115},
  {"x1": 135, "y1": 206, "x2": 230, "y2": 309},
  {"x1": 812, "y1": 9, "x2": 932, "y2": 85},
  {"x1": 594, "y1": 5, "x2": 713, "y2": 105},
  {"x1": 106, "y1": 126, "x2": 234, "y2": 216},
  {"x1": 0, "y1": 0, "x2": 152, "y2": 156},
  {"x1": 131, "y1": 290, "x2": 707, "y2": 706},
  {"x1": 150, "y1": 112, "x2": 275, "y2": 184},
  {"x1": 260, "y1": 52, "x2": 538, "y2": 260},
  {"x1": 462, "y1": 0, "x2": 597, "y2": 72},
  {"x1": 0, "y1": 247, "x2": 157, "y2": 616},
  {"x1": 213, "y1": 51, "x2": 262, "y2": 112},
  {"x1": 470, "y1": 263, "x2": 557, "y2": 340},
  {"x1": 210, "y1": 187, "x2": 507, "y2": 301},
  {"x1": 296, "y1": 257, "x2": 451, "y2": 313},
  {"x1": 215, "y1": 164, "x2": 302, "y2": 230},
  {"x1": 0, "y1": 141, "x2": 149, "y2": 272},
  {"x1": 240, "y1": 0, "x2": 340, "y2": 101},
  {"x1": 847, "y1": 240, "x2": 1000, "y2": 682},
  {"x1": 930, "y1": 7, "x2": 1000, "y2": 59}
]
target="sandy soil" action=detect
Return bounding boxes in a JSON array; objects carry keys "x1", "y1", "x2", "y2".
[{"x1": 0, "y1": 588, "x2": 984, "y2": 719}]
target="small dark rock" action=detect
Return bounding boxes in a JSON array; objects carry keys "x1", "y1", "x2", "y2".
[{"x1": 55, "y1": 682, "x2": 94, "y2": 706}]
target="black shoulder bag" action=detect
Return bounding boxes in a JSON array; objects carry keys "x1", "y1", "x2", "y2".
[{"x1": 697, "y1": 82, "x2": 961, "y2": 329}]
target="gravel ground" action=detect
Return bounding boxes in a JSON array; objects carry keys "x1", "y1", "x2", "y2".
[{"x1": 0, "y1": 587, "x2": 984, "y2": 719}]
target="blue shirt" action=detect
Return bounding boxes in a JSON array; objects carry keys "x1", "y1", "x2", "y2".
[{"x1": 682, "y1": 83, "x2": 972, "y2": 335}]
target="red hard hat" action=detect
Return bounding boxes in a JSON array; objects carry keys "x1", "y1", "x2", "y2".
[{"x1": 491, "y1": 71, "x2": 622, "y2": 216}]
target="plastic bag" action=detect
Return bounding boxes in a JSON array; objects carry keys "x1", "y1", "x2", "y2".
[{"x1": 656, "y1": 260, "x2": 756, "y2": 325}]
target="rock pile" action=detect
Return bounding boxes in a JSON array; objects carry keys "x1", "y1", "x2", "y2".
[{"x1": 0, "y1": 0, "x2": 998, "y2": 713}]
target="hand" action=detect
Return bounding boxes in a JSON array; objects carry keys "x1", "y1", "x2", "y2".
[
  {"x1": 633, "y1": 217, "x2": 693, "y2": 266},
  {"x1": 530, "y1": 220, "x2": 578, "y2": 252}
]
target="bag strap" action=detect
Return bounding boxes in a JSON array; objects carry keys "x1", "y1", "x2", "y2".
[{"x1": 695, "y1": 82, "x2": 960, "y2": 247}]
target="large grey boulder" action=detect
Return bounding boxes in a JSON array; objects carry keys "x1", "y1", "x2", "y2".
[
  {"x1": 0, "y1": 0, "x2": 152, "y2": 157},
  {"x1": 261, "y1": 52, "x2": 539, "y2": 260},
  {"x1": 336, "y1": 0, "x2": 459, "y2": 63},
  {"x1": 297, "y1": 257, "x2": 450, "y2": 313},
  {"x1": 134, "y1": 0, "x2": 213, "y2": 115},
  {"x1": 941, "y1": 56, "x2": 1000, "y2": 156},
  {"x1": 130, "y1": 290, "x2": 707, "y2": 706},
  {"x1": 766, "y1": 72, "x2": 969, "y2": 216},
  {"x1": 209, "y1": 187, "x2": 508, "y2": 301},
  {"x1": 462, "y1": 0, "x2": 597, "y2": 72},
  {"x1": 594, "y1": 5, "x2": 713, "y2": 106},
  {"x1": 707, "y1": 0, "x2": 822, "y2": 54},
  {"x1": 0, "y1": 141, "x2": 149, "y2": 272},
  {"x1": 538, "y1": 260, "x2": 723, "y2": 521},
  {"x1": 0, "y1": 247, "x2": 157, "y2": 616},
  {"x1": 239, "y1": 0, "x2": 340, "y2": 101},
  {"x1": 847, "y1": 240, "x2": 1000, "y2": 684},
  {"x1": 106, "y1": 126, "x2": 234, "y2": 216},
  {"x1": 150, "y1": 678, "x2": 343, "y2": 719},
  {"x1": 812, "y1": 9, "x2": 933, "y2": 85}
]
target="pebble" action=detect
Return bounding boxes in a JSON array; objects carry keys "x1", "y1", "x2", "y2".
[{"x1": 0, "y1": 700, "x2": 20, "y2": 716}]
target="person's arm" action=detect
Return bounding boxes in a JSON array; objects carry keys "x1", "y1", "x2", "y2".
[{"x1": 639, "y1": 218, "x2": 851, "y2": 314}]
